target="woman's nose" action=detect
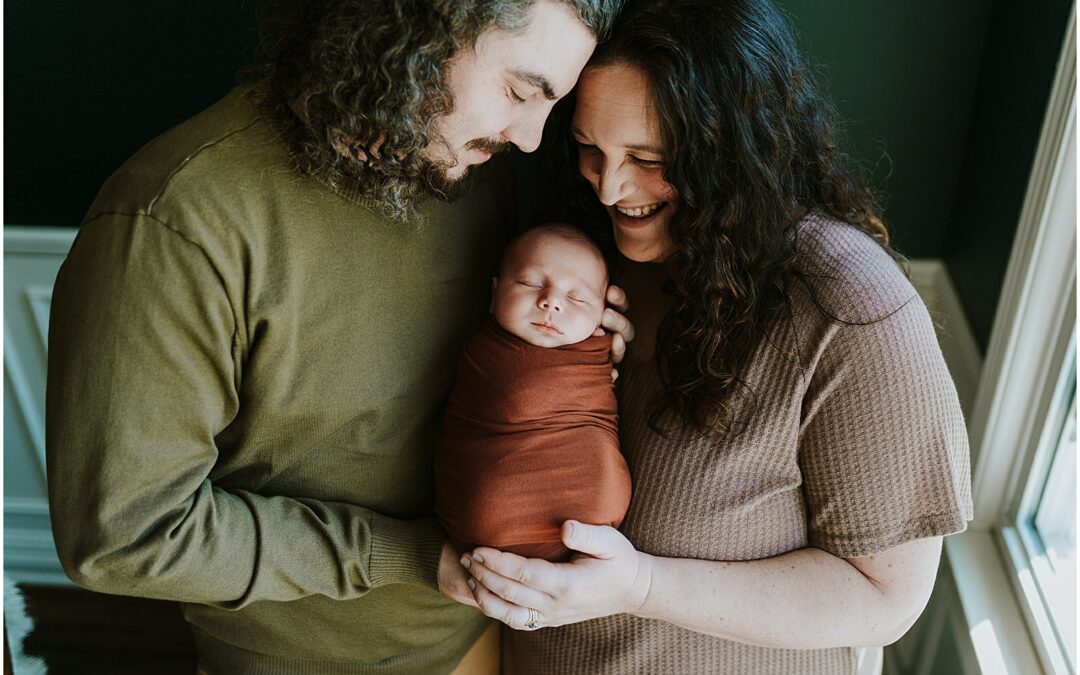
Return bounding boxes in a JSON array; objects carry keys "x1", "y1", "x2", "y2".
[{"x1": 597, "y1": 163, "x2": 633, "y2": 205}]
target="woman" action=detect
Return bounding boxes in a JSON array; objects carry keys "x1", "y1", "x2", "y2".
[{"x1": 459, "y1": 0, "x2": 972, "y2": 672}]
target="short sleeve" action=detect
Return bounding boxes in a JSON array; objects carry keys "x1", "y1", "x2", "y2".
[{"x1": 798, "y1": 296, "x2": 973, "y2": 558}]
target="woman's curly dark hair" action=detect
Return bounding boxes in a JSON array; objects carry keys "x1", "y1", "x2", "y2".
[
  {"x1": 253, "y1": 0, "x2": 622, "y2": 220},
  {"x1": 542, "y1": 0, "x2": 898, "y2": 435}
]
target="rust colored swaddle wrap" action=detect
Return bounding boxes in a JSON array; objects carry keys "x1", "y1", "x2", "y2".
[{"x1": 435, "y1": 318, "x2": 631, "y2": 561}]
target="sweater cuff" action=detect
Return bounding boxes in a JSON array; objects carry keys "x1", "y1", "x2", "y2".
[{"x1": 368, "y1": 514, "x2": 446, "y2": 589}]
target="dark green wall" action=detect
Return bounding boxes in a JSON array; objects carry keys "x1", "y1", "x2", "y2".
[
  {"x1": 944, "y1": 0, "x2": 1073, "y2": 350},
  {"x1": 779, "y1": 0, "x2": 994, "y2": 257},
  {"x1": 4, "y1": 1, "x2": 257, "y2": 226},
  {"x1": 779, "y1": 0, "x2": 1072, "y2": 350}
]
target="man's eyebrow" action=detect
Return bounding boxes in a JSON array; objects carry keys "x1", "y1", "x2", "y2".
[{"x1": 511, "y1": 69, "x2": 558, "y2": 100}]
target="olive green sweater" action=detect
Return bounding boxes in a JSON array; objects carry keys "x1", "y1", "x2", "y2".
[{"x1": 46, "y1": 85, "x2": 504, "y2": 674}]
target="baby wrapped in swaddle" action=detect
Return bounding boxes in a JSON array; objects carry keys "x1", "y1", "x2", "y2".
[{"x1": 435, "y1": 224, "x2": 631, "y2": 561}]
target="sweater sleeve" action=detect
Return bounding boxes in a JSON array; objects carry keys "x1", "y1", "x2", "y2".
[
  {"x1": 46, "y1": 214, "x2": 445, "y2": 608},
  {"x1": 797, "y1": 296, "x2": 974, "y2": 559}
]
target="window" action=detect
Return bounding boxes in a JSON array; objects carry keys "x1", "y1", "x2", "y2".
[
  {"x1": 1003, "y1": 339, "x2": 1077, "y2": 673},
  {"x1": 1027, "y1": 357, "x2": 1077, "y2": 667},
  {"x1": 949, "y1": 11, "x2": 1076, "y2": 675}
]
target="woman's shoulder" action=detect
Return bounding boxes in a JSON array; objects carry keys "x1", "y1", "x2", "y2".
[{"x1": 792, "y1": 211, "x2": 917, "y2": 324}]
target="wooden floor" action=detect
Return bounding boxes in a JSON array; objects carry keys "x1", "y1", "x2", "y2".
[{"x1": 10, "y1": 584, "x2": 196, "y2": 674}]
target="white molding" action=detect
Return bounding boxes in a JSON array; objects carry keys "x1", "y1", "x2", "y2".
[
  {"x1": 4, "y1": 226, "x2": 76, "y2": 586},
  {"x1": 4, "y1": 326, "x2": 48, "y2": 477},
  {"x1": 25, "y1": 284, "x2": 54, "y2": 347},
  {"x1": 3, "y1": 226, "x2": 77, "y2": 254},
  {"x1": 3, "y1": 527, "x2": 72, "y2": 587},
  {"x1": 3, "y1": 497, "x2": 50, "y2": 516},
  {"x1": 945, "y1": 532, "x2": 1044, "y2": 675}
]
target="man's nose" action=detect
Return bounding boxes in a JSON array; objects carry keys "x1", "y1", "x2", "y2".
[{"x1": 501, "y1": 106, "x2": 548, "y2": 154}]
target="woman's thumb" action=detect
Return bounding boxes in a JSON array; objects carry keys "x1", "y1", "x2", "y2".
[{"x1": 561, "y1": 521, "x2": 619, "y2": 559}]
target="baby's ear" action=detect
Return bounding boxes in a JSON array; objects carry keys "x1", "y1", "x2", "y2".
[{"x1": 489, "y1": 276, "x2": 498, "y2": 313}]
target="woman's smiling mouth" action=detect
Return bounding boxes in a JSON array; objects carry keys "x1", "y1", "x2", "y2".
[{"x1": 615, "y1": 202, "x2": 665, "y2": 218}]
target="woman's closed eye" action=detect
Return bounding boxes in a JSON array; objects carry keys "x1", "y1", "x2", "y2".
[
  {"x1": 628, "y1": 155, "x2": 664, "y2": 168},
  {"x1": 576, "y1": 141, "x2": 663, "y2": 169}
]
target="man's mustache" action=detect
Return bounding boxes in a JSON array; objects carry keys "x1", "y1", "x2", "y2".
[{"x1": 466, "y1": 138, "x2": 512, "y2": 155}]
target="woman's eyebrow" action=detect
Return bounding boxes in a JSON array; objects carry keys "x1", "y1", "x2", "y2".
[
  {"x1": 626, "y1": 143, "x2": 664, "y2": 155},
  {"x1": 571, "y1": 127, "x2": 663, "y2": 155}
]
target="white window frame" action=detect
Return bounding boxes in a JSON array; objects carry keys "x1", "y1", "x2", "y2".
[{"x1": 946, "y1": 7, "x2": 1077, "y2": 674}]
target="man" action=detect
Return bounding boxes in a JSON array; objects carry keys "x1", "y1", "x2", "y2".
[{"x1": 45, "y1": 1, "x2": 626, "y2": 673}]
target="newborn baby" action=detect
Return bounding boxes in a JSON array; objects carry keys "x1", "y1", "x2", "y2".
[{"x1": 434, "y1": 224, "x2": 631, "y2": 562}]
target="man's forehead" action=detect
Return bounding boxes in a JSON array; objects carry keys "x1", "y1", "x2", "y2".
[{"x1": 475, "y1": 1, "x2": 596, "y2": 99}]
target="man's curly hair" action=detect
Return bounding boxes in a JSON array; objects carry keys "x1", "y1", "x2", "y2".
[{"x1": 254, "y1": 0, "x2": 622, "y2": 219}]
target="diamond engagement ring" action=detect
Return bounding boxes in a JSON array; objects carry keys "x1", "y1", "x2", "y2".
[{"x1": 525, "y1": 607, "x2": 541, "y2": 630}]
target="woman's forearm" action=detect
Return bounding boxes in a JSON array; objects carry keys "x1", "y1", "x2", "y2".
[{"x1": 633, "y1": 541, "x2": 938, "y2": 649}]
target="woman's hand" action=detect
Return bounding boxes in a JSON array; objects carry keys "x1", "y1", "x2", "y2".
[
  {"x1": 460, "y1": 521, "x2": 654, "y2": 631},
  {"x1": 596, "y1": 285, "x2": 634, "y2": 366}
]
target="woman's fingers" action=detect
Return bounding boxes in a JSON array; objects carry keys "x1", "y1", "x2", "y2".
[
  {"x1": 466, "y1": 569, "x2": 545, "y2": 631},
  {"x1": 466, "y1": 548, "x2": 563, "y2": 596},
  {"x1": 605, "y1": 284, "x2": 630, "y2": 313},
  {"x1": 609, "y1": 331, "x2": 627, "y2": 366},
  {"x1": 461, "y1": 554, "x2": 550, "y2": 609},
  {"x1": 601, "y1": 307, "x2": 635, "y2": 344}
]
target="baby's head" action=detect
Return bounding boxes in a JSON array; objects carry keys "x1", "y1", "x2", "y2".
[{"x1": 492, "y1": 224, "x2": 608, "y2": 348}]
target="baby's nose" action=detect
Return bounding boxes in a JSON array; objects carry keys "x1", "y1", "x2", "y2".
[{"x1": 538, "y1": 294, "x2": 562, "y2": 312}]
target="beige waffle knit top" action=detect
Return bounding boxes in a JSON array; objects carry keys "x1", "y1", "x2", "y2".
[{"x1": 504, "y1": 214, "x2": 973, "y2": 674}]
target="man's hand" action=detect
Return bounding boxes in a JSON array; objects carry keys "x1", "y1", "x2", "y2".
[
  {"x1": 594, "y1": 285, "x2": 634, "y2": 375},
  {"x1": 438, "y1": 540, "x2": 479, "y2": 608}
]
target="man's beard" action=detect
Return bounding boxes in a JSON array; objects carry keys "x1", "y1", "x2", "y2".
[{"x1": 420, "y1": 137, "x2": 511, "y2": 203}]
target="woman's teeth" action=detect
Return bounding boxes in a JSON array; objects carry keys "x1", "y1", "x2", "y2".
[{"x1": 616, "y1": 203, "x2": 663, "y2": 218}]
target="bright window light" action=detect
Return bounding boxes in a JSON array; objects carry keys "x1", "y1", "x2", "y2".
[{"x1": 1030, "y1": 361, "x2": 1077, "y2": 669}]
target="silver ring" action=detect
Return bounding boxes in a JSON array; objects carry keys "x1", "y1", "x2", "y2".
[{"x1": 525, "y1": 607, "x2": 541, "y2": 630}]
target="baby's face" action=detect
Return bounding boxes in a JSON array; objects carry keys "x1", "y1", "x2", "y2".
[{"x1": 492, "y1": 232, "x2": 607, "y2": 348}]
